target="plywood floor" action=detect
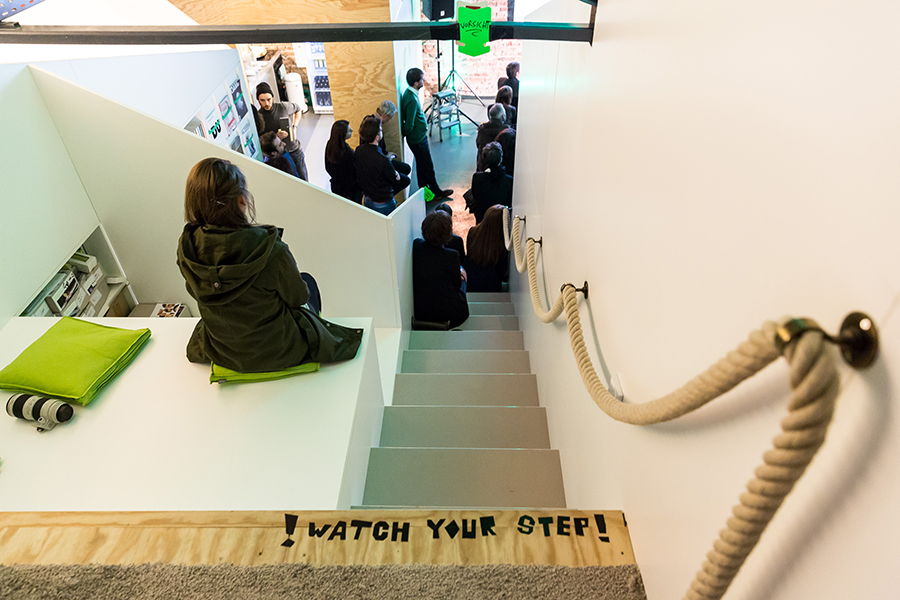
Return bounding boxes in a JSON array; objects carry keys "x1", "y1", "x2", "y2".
[{"x1": 0, "y1": 510, "x2": 634, "y2": 567}]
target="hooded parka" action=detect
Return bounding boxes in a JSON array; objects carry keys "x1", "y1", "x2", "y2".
[{"x1": 177, "y1": 224, "x2": 362, "y2": 372}]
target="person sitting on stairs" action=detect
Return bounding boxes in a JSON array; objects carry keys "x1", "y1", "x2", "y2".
[
  {"x1": 462, "y1": 205, "x2": 510, "y2": 293},
  {"x1": 412, "y1": 210, "x2": 469, "y2": 329}
]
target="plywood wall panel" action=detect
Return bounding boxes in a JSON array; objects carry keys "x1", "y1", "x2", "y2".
[
  {"x1": 326, "y1": 41, "x2": 400, "y2": 152},
  {"x1": 166, "y1": 0, "x2": 230, "y2": 24}
]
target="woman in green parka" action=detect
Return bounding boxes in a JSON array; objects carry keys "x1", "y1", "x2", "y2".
[{"x1": 176, "y1": 157, "x2": 363, "y2": 372}]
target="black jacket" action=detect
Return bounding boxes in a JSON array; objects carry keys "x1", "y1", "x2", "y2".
[
  {"x1": 476, "y1": 119, "x2": 509, "y2": 156},
  {"x1": 325, "y1": 143, "x2": 360, "y2": 202},
  {"x1": 354, "y1": 144, "x2": 397, "y2": 202},
  {"x1": 470, "y1": 166, "x2": 513, "y2": 224},
  {"x1": 412, "y1": 239, "x2": 469, "y2": 328},
  {"x1": 462, "y1": 230, "x2": 509, "y2": 294}
]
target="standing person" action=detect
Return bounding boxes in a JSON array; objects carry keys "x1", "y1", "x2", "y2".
[
  {"x1": 355, "y1": 115, "x2": 409, "y2": 215},
  {"x1": 462, "y1": 205, "x2": 510, "y2": 293},
  {"x1": 324, "y1": 120, "x2": 361, "y2": 203},
  {"x1": 256, "y1": 82, "x2": 308, "y2": 181},
  {"x1": 400, "y1": 68, "x2": 452, "y2": 199},
  {"x1": 375, "y1": 100, "x2": 413, "y2": 179},
  {"x1": 497, "y1": 61, "x2": 520, "y2": 109},
  {"x1": 412, "y1": 210, "x2": 469, "y2": 328},
  {"x1": 176, "y1": 157, "x2": 363, "y2": 373}
]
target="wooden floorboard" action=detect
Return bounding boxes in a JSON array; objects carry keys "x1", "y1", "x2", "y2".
[{"x1": 0, "y1": 510, "x2": 634, "y2": 567}]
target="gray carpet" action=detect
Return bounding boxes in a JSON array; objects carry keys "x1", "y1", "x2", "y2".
[{"x1": 0, "y1": 563, "x2": 646, "y2": 600}]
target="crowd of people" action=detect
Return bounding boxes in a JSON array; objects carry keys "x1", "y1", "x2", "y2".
[
  {"x1": 241, "y1": 61, "x2": 523, "y2": 336},
  {"x1": 411, "y1": 62, "x2": 519, "y2": 329}
]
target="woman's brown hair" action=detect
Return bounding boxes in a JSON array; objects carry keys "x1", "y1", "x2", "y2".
[
  {"x1": 467, "y1": 205, "x2": 507, "y2": 266},
  {"x1": 325, "y1": 119, "x2": 351, "y2": 164},
  {"x1": 495, "y1": 86, "x2": 513, "y2": 107},
  {"x1": 184, "y1": 158, "x2": 255, "y2": 227}
]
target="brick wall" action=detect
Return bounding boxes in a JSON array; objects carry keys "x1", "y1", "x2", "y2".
[
  {"x1": 263, "y1": 44, "x2": 308, "y2": 85},
  {"x1": 421, "y1": 0, "x2": 521, "y2": 103}
]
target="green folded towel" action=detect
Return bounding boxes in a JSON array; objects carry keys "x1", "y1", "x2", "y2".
[
  {"x1": 0, "y1": 317, "x2": 151, "y2": 406},
  {"x1": 210, "y1": 361, "x2": 320, "y2": 384}
]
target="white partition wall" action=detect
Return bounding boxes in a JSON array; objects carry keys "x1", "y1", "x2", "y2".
[
  {"x1": 0, "y1": 64, "x2": 99, "y2": 327},
  {"x1": 29, "y1": 66, "x2": 404, "y2": 328},
  {"x1": 516, "y1": 1, "x2": 900, "y2": 599},
  {"x1": 37, "y1": 49, "x2": 243, "y2": 129}
]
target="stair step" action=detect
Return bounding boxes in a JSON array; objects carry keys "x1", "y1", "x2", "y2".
[
  {"x1": 408, "y1": 330, "x2": 524, "y2": 351},
  {"x1": 401, "y1": 350, "x2": 530, "y2": 374},
  {"x1": 455, "y1": 315, "x2": 519, "y2": 331},
  {"x1": 468, "y1": 302, "x2": 515, "y2": 315},
  {"x1": 467, "y1": 292, "x2": 510, "y2": 302},
  {"x1": 381, "y1": 406, "x2": 551, "y2": 449},
  {"x1": 393, "y1": 374, "x2": 540, "y2": 406},
  {"x1": 362, "y1": 448, "x2": 566, "y2": 508}
]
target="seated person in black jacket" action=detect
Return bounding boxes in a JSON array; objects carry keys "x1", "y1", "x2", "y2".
[
  {"x1": 412, "y1": 210, "x2": 469, "y2": 328},
  {"x1": 476, "y1": 104, "x2": 509, "y2": 159},
  {"x1": 469, "y1": 142, "x2": 513, "y2": 224},
  {"x1": 463, "y1": 205, "x2": 509, "y2": 293},
  {"x1": 498, "y1": 61, "x2": 520, "y2": 109},
  {"x1": 375, "y1": 100, "x2": 413, "y2": 178},
  {"x1": 355, "y1": 115, "x2": 410, "y2": 215},
  {"x1": 433, "y1": 202, "x2": 465, "y2": 261},
  {"x1": 487, "y1": 85, "x2": 516, "y2": 126},
  {"x1": 325, "y1": 119, "x2": 361, "y2": 203}
]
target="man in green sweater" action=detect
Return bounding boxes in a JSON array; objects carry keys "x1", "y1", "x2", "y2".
[{"x1": 400, "y1": 68, "x2": 452, "y2": 199}]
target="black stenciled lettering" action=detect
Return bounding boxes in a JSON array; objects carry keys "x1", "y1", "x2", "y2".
[
  {"x1": 480, "y1": 516, "x2": 497, "y2": 536},
  {"x1": 392, "y1": 521, "x2": 410, "y2": 542},
  {"x1": 538, "y1": 517, "x2": 554, "y2": 537},
  {"x1": 308, "y1": 523, "x2": 331, "y2": 538},
  {"x1": 574, "y1": 518, "x2": 589, "y2": 537},
  {"x1": 351, "y1": 520, "x2": 373, "y2": 540},
  {"x1": 462, "y1": 519, "x2": 477, "y2": 539},
  {"x1": 426, "y1": 519, "x2": 445, "y2": 539},
  {"x1": 595, "y1": 514, "x2": 610, "y2": 543},
  {"x1": 373, "y1": 521, "x2": 389, "y2": 541},
  {"x1": 517, "y1": 515, "x2": 535, "y2": 535},
  {"x1": 328, "y1": 521, "x2": 347, "y2": 541},
  {"x1": 557, "y1": 516, "x2": 570, "y2": 536}
]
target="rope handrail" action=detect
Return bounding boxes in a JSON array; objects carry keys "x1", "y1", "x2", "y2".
[{"x1": 499, "y1": 206, "x2": 877, "y2": 600}]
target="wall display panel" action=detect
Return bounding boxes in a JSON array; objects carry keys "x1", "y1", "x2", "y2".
[{"x1": 184, "y1": 67, "x2": 262, "y2": 161}]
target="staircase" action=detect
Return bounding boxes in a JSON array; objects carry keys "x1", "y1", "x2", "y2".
[{"x1": 361, "y1": 292, "x2": 567, "y2": 509}]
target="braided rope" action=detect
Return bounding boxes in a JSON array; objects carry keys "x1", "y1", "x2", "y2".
[
  {"x1": 526, "y1": 238, "x2": 565, "y2": 323},
  {"x1": 505, "y1": 213, "x2": 842, "y2": 599}
]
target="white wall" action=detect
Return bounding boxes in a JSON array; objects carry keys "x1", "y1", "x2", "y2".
[
  {"x1": 29, "y1": 66, "x2": 405, "y2": 327},
  {"x1": 36, "y1": 49, "x2": 243, "y2": 128},
  {"x1": 0, "y1": 64, "x2": 99, "y2": 326},
  {"x1": 516, "y1": 1, "x2": 900, "y2": 599},
  {"x1": 0, "y1": 0, "x2": 223, "y2": 64}
]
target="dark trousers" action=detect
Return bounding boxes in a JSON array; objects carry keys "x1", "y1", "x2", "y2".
[
  {"x1": 391, "y1": 158, "x2": 412, "y2": 176},
  {"x1": 300, "y1": 272, "x2": 322, "y2": 315},
  {"x1": 407, "y1": 137, "x2": 440, "y2": 193},
  {"x1": 392, "y1": 172, "x2": 411, "y2": 196}
]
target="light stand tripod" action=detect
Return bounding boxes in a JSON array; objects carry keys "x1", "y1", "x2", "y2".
[{"x1": 436, "y1": 38, "x2": 484, "y2": 125}]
